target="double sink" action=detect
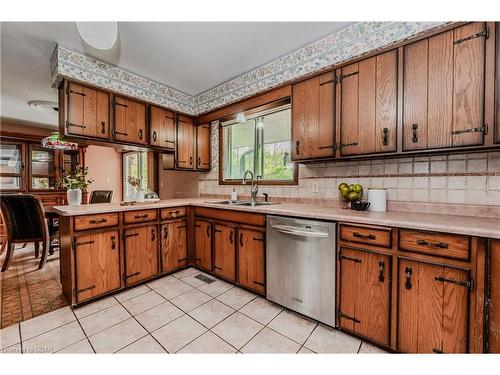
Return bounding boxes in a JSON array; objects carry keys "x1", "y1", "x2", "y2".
[{"x1": 206, "y1": 200, "x2": 281, "y2": 207}]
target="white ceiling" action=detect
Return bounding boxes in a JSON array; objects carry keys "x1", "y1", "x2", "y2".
[{"x1": 0, "y1": 21, "x2": 354, "y2": 128}]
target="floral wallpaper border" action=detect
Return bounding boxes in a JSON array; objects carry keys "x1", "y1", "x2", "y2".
[{"x1": 51, "y1": 22, "x2": 447, "y2": 116}]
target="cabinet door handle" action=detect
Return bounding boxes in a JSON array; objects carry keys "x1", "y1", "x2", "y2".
[
  {"x1": 206, "y1": 225, "x2": 210, "y2": 237},
  {"x1": 151, "y1": 229, "x2": 156, "y2": 241},
  {"x1": 405, "y1": 267, "x2": 413, "y2": 289},
  {"x1": 138, "y1": 129, "x2": 143, "y2": 140},
  {"x1": 111, "y1": 236, "x2": 116, "y2": 250},
  {"x1": 163, "y1": 227, "x2": 168, "y2": 240},
  {"x1": 412, "y1": 124, "x2": 418, "y2": 143},
  {"x1": 382, "y1": 127, "x2": 389, "y2": 146},
  {"x1": 89, "y1": 218, "x2": 107, "y2": 224},
  {"x1": 100, "y1": 121, "x2": 106, "y2": 134},
  {"x1": 230, "y1": 231, "x2": 234, "y2": 244},
  {"x1": 239, "y1": 233, "x2": 244, "y2": 247},
  {"x1": 378, "y1": 261, "x2": 385, "y2": 282},
  {"x1": 296, "y1": 140, "x2": 300, "y2": 155},
  {"x1": 352, "y1": 232, "x2": 376, "y2": 240},
  {"x1": 153, "y1": 131, "x2": 157, "y2": 142},
  {"x1": 189, "y1": 156, "x2": 193, "y2": 166}
]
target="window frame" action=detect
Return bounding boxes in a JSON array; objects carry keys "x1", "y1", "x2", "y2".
[
  {"x1": 122, "y1": 150, "x2": 149, "y2": 201},
  {"x1": 218, "y1": 99, "x2": 298, "y2": 186}
]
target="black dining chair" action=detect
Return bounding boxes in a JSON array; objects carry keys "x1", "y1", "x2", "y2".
[
  {"x1": 0, "y1": 194, "x2": 54, "y2": 272},
  {"x1": 89, "y1": 190, "x2": 113, "y2": 204}
]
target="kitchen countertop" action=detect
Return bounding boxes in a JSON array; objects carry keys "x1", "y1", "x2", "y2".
[{"x1": 53, "y1": 198, "x2": 500, "y2": 239}]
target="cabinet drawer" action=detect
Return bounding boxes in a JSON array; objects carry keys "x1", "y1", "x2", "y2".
[
  {"x1": 160, "y1": 207, "x2": 187, "y2": 220},
  {"x1": 339, "y1": 224, "x2": 392, "y2": 248},
  {"x1": 74, "y1": 213, "x2": 119, "y2": 231},
  {"x1": 124, "y1": 209, "x2": 158, "y2": 224},
  {"x1": 399, "y1": 229, "x2": 470, "y2": 260}
]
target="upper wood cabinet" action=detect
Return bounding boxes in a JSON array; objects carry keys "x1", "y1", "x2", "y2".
[
  {"x1": 403, "y1": 22, "x2": 487, "y2": 151},
  {"x1": 176, "y1": 115, "x2": 195, "y2": 169},
  {"x1": 150, "y1": 105, "x2": 176, "y2": 150},
  {"x1": 123, "y1": 224, "x2": 159, "y2": 285},
  {"x1": 398, "y1": 259, "x2": 470, "y2": 353},
  {"x1": 292, "y1": 72, "x2": 335, "y2": 160},
  {"x1": 338, "y1": 247, "x2": 391, "y2": 346},
  {"x1": 237, "y1": 228, "x2": 265, "y2": 295},
  {"x1": 213, "y1": 223, "x2": 236, "y2": 282},
  {"x1": 73, "y1": 230, "x2": 120, "y2": 303},
  {"x1": 196, "y1": 123, "x2": 211, "y2": 170},
  {"x1": 64, "y1": 82, "x2": 110, "y2": 139},
  {"x1": 161, "y1": 219, "x2": 188, "y2": 274},
  {"x1": 338, "y1": 50, "x2": 398, "y2": 156},
  {"x1": 112, "y1": 96, "x2": 147, "y2": 145},
  {"x1": 194, "y1": 219, "x2": 212, "y2": 272},
  {"x1": 495, "y1": 23, "x2": 500, "y2": 145}
]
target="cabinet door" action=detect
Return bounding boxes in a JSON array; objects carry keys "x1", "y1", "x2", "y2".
[
  {"x1": 176, "y1": 115, "x2": 195, "y2": 169},
  {"x1": 237, "y1": 228, "x2": 265, "y2": 295},
  {"x1": 338, "y1": 247, "x2": 391, "y2": 346},
  {"x1": 124, "y1": 224, "x2": 159, "y2": 285},
  {"x1": 196, "y1": 123, "x2": 211, "y2": 170},
  {"x1": 74, "y1": 230, "x2": 120, "y2": 303},
  {"x1": 113, "y1": 97, "x2": 147, "y2": 145},
  {"x1": 161, "y1": 220, "x2": 188, "y2": 273},
  {"x1": 496, "y1": 23, "x2": 500, "y2": 145},
  {"x1": 338, "y1": 50, "x2": 397, "y2": 156},
  {"x1": 67, "y1": 83, "x2": 109, "y2": 139},
  {"x1": 489, "y1": 240, "x2": 500, "y2": 352},
  {"x1": 292, "y1": 72, "x2": 335, "y2": 160},
  {"x1": 150, "y1": 106, "x2": 176, "y2": 149},
  {"x1": 398, "y1": 259, "x2": 469, "y2": 353},
  {"x1": 213, "y1": 224, "x2": 236, "y2": 282},
  {"x1": 403, "y1": 22, "x2": 487, "y2": 151},
  {"x1": 194, "y1": 219, "x2": 212, "y2": 272}
]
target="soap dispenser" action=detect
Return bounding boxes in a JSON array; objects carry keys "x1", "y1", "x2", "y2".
[{"x1": 231, "y1": 188, "x2": 238, "y2": 202}]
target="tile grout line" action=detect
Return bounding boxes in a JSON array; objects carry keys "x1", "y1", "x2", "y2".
[
  {"x1": 67, "y1": 308, "x2": 96, "y2": 354},
  {"x1": 297, "y1": 324, "x2": 319, "y2": 354}
]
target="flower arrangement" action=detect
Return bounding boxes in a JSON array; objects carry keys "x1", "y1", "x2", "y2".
[
  {"x1": 61, "y1": 166, "x2": 94, "y2": 190},
  {"x1": 127, "y1": 176, "x2": 143, "y2": 189}
]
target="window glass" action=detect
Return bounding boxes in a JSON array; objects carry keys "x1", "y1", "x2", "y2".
[{"x1": 123, "y1": 151, "x2": 148, "y2": 201}]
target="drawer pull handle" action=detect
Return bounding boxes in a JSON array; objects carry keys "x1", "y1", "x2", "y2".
[
  {"x1": 111, "y1": 236, "x2": 116, "y2": 250},
  {"x1": 89, "y1": 218, "x2": 107, "y2": 224},
  {"x1": 405, "y1": 267, "x2": 413, "y2": 290},
  {"x1": 134, "y1": 214, "x2": 149, "y2": 219},
  {"x1": 378, "y1": 261, "x2": 385, "y2": 282},
  {"x1": 416, "y1": 239, "x2": 449, "y2": 249},
  {"x1": 352, "y1": 232, "x2": 376, "y2": 240},
  {"x1": 75, "y1": 240, "x2": 95, "y2": 247},
  {"x1": 339, "y1": 255, "x2": 362, "y2": 263},
  {"x1": 434, "y1": 276, "x2": 473, "y2": 291}
]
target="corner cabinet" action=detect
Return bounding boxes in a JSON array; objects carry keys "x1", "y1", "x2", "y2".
[{"x1": 112, "y1": 96, "x2": 147, "y2": 145}]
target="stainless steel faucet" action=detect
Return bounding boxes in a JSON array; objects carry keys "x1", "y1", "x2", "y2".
[{"x1": 242, "y1": 170, "x2": 258, "y2": 205}]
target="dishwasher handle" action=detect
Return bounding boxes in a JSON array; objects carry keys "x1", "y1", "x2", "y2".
[{"x1": 271, "y1": 224, "x2": 329, "y2": 238}]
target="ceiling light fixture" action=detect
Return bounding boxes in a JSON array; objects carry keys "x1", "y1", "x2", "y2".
[
  {"x1": 76, "y1": 22, "x2": 118, "y2": 50},
  {"x1": 28, "y1": 100, "x2": 58, "y2": 114},
  {"x1": 236, "y1": 112, "x2": 246, "y2": 123}
]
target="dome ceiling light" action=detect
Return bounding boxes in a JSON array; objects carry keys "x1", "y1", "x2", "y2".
[
  {"x1": 28, "y1": 100, "x2": 58, "y2": 114},
  {"x1": 76, "y1": 22, "x2": 118, "y2": 50}
]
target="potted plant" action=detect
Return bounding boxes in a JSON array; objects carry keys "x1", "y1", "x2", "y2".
[
  {"x1": 127, "y1": 176, "x2": 145, "y2": 202},
  {"x1": 61, "y1": 166, "x2": 94, "y2": 205}
]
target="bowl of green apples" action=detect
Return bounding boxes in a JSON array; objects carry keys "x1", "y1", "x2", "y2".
[{"x1": 338, "y1": 182, "x2": 363, "y2": 209}]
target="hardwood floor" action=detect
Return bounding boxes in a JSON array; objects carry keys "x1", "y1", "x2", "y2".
[{"x1": 0, "y1": 244, "x2": 66, "y2": 329}]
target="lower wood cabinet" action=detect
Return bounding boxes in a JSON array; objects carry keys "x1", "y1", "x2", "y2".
[
  {"x1": 398, "y1": 258, "x2": 470, "y2": 353},
  {"x1": 161, "y1": 219, "x2": 188, "y2": 273},
  {"x1": 338, "y1": 247, "x2": 391, "y2": 346},
  {"x1": 194, "y1": 219, "x2": 212, "y2": 272},
  {"x1": 73, "y1": 230, "x2": 120, "y2": 303},
  {"x1": 123, "y1": 224, "x2": 159, "y2": 285},
  {"x1": 489, "y1": 239, "x2": 500, "y2": 352},
  {"x1": 213, "y1": 223, "x2": 236, "y2": 282},
  {"x1": 237, "y1": 228, "x2": 265, "y2": 295}
]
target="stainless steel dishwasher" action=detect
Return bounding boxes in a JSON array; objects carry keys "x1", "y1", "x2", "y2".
[{"x1": 266, "y1": 215, "x2": 336, "y2": 327}]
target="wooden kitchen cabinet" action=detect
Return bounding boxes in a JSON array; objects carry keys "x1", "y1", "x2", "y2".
[
  {"x1": 112, "y1": 96, "x2": 147, "y2": 145},
  {"x1": 150, "y1": 105, "x2": 176, "y2": 150},
  {"x1": 123, "y1": 224, "x2": 159, "y2": 285},
  {"x1": 337, "y1": 49, "x2": 398, "y2": 156},
  {"x1": 194, "y1": 219, "x2": 212, "y2": 272},
  {"x1": 176, "y1": 115, "x2": 195, "y2": 169},
  {"x1": 338, "y1": 247, "x2": 391, "y2": 346},
  {"x1": 196, "y1": 123, "x2": 211, "y2": 170},
  {"x1": 488, "y1": 239, "x2": 500, "y2": 352},
  {"x1": 237, "y1": 228, "x2": 265, "y2": 295},
  {"x1": 161, "y1": 219, "x2": 188, "y2": 273},
  {"x1": 403, "y1": 22, "x2": 487, "y2": 151},
  {"x1": 73, "y1": 230, "x2": 120, "y2": 303},
  {"x1": 398, "y1": 259, "x2": 470, "y2": 353},
  {"x1": 213, "y1": 223, "x2": 236, "y2": 282},
  {"x1": 292, "y1": 72, "x2": 335, "y2": 160},
  {"x1": 65, "y1": 82, "x2": 110, "y2": 139}
]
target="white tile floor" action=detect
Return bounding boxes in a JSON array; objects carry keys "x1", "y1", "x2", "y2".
[{"x1": 0, "y1": 267, "x2": 387, "y2": 354}]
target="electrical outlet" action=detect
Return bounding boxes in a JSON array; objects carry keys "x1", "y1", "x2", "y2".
[{"x1": 312, "y1": 181, "x2": 319, "y2": 193}]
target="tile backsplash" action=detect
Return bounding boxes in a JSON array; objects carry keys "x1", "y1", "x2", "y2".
[{"x1": 198, "y1": 151, "x2": 500, "y2": 207}]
